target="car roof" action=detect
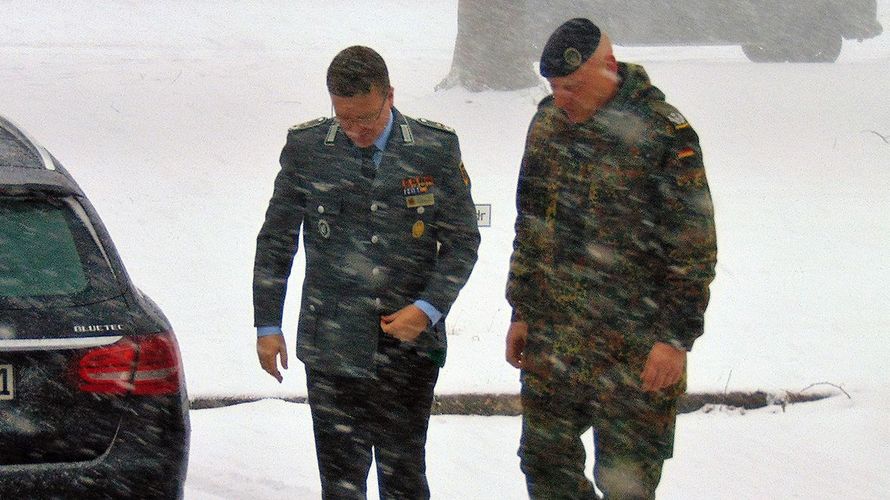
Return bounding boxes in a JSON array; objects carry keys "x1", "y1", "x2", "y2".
[{"x1": 0, "y1": 115, "x2": 82, "y2": 196}]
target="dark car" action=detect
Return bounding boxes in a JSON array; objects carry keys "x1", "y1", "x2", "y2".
[{"x1": 0, "y1": 115, "x2": 189, "y2": 498}]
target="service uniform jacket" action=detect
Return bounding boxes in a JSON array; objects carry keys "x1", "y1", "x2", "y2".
[
  {"x1": 254, "y1": 108, "x2": 480, "y2": 377},
  {"x1": 507, "y1": 63, "x2": 717, "y2": 367}
]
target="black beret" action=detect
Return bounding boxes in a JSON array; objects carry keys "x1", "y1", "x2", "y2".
[{"x1": 540, "y1": 18, "x2": 602, "y2": 77}]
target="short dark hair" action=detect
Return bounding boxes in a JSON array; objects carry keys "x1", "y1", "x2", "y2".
[{"x1": 326, "y1": 46, "x2": 390, "y2": 97}]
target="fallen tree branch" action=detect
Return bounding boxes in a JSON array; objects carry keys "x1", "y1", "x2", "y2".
[
  {"x1": 800, "y1": 381, "x2": 851, "y2": 399},
  {"x1": 863, "y1": 130, "x2": 889, "y2": 144}
]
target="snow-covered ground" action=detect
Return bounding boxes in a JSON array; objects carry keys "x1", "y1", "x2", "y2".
[
  {"x1": 3, "y1": 1, "x2": 889, "y2": 498},
  {"x1": 187, "y1": 394, "x2": 890, "y2": 499}
]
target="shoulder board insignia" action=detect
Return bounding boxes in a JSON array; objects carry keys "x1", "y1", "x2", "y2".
[
  {"x1": 288, "y1": 117, "x2": 327, "y2": 132},
  {"x1": 415, "y1": 117, "x2": 455, "y2": 134}
]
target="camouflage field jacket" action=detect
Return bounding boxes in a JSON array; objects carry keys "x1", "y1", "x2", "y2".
[{"x1": 507, "y1": 62, "x2": 717, "y2": 357}]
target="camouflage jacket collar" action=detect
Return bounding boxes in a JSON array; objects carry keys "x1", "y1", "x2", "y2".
[
  {"x1": 614, "y1": 62, "x2": 666, "y2": 106},
  {"x1": 533, "y1": 62, "x2": 668, "y2": 133}
]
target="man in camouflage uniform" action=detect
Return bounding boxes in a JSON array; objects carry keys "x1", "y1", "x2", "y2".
[
  {"x1": 505, "y1": 19, "x2": 717, "y2": 499},
  {"x1": 254, "y1": 46, "x2": 479, "y2": 499}
]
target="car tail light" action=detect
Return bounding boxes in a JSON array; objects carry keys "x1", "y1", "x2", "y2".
[
  {"x1": 131, "y1": 333, "x2": 182, "y2": 395},
  {"x1": 77, "y1": 332, "x2": 182, "y2": 395},
  {"x1": 77, "y1": 338, "x2": 137, "y2": 394}
]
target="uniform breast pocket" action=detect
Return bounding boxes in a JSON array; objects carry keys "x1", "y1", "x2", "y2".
[{"x1": 306, "y1": 193, "x2": 342, "y2": 244}]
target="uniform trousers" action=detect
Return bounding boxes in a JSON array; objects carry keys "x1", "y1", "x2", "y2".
[
  {"x1": 305, "y1": 332, "x2": 439, "y2": 500},
  {"x1": 518, "y1": 330, "x2": 681, "y2": 500}
]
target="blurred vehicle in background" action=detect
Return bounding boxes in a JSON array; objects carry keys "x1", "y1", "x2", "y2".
[
  {"x1": 575, "y1": 0, "x2": 883, "y2": 62},
  {"x1": 441, "y1": 0, "x2": 883, "y2": 90},
  {"x1": 0, "y1": 115, "x2": 189, "y2": 498}
]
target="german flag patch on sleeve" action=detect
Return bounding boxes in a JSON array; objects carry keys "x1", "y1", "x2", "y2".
[{"x1": 677, "y1": 147, "x2": 696, "y2": 160}]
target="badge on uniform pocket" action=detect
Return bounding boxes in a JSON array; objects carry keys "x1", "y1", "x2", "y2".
[
  {"x1": 412, "y1": 220, "x2": 425, "y2": 238},
  {"x1": 318, "y1": 219, "x2": 331, "y2": 239}
]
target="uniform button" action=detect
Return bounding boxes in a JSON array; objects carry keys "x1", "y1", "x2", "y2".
[
  {"x1": 370, "y1": 203, "x2": 378, "y2": 212},
  {"x1": 309, "y1": 304, "x2": 316, "y2": 312},
  {"x1": 371, "y1": 267, "x2": 381, "y2": 276},
  {"x1": 417, "y1": 206, "x2": 425, "y2": 215},
  {"x1": 374, "y1": 298, "x2": 382, "y2": 309},
  {"x1": 317, "y1": 205, "x2": 325, "y2": 214},
  {"x1": 371, "y1": 235, "x2": 380, "y2": 244}
]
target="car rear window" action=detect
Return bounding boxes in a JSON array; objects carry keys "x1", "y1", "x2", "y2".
[{"x1": 0, "y1": 196, "x2": 121, "y2": 307}]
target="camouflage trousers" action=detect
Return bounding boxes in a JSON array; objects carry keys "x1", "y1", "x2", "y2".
[{"x1": 518, "y1": 324, "x2": 683, "y2": 500}]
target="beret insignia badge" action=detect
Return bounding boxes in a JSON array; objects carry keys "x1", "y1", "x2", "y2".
[{"x1": 563, "y1": 47, "x2": 583, "y2": 68}]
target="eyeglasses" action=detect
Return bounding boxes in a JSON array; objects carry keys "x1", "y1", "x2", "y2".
[{"x1": 332, "y1": 97, "x2": 387, "y2": 127}]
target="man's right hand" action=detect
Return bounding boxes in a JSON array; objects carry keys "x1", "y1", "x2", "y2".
[
  {"x1": 257, "y1": 334, "x2": 288, "y2": 383},
  {"x1": 505, "y1": 321, "x2": 529, "y2": 369}
]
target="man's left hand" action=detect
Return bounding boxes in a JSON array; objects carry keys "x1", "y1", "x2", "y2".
[
  {"x1": 640, "y1": 342, "x2": 686, "y2": 393},
  {"x1": 380, "y1": 304, "x2": 430, "y2": 342}
]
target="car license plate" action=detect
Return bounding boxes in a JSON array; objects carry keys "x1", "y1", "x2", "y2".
[{"x1": 0, "y1": 365, "x2": 13, "y2": 400}]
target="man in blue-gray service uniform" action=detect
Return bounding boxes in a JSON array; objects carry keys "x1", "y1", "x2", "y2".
[{"x1": 253, "y1": 46, "x2": 480, "y2": 499}]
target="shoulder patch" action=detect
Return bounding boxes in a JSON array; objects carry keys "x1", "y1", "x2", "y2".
[
  {"x1": 415, "y1": 117, "x2": 455, "y2": 134},
  {"x1": 459, "y1": 161, "x2": 471, "y2": 186},
  {"x1": 649, "y1": 101, "x2": 690, "y2": 131},
  {"x1": 288, "y1": 117, "x2": 327, "y2": 132}
]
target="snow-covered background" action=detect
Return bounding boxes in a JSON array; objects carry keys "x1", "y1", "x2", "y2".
[{"x1": 3, "y1": 1, "x2": 889, "y2": 498}]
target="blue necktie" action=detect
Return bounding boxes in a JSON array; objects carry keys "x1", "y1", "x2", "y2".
[{"x1": 359, "y1": 146, "x2": 377, "y2": 179}]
